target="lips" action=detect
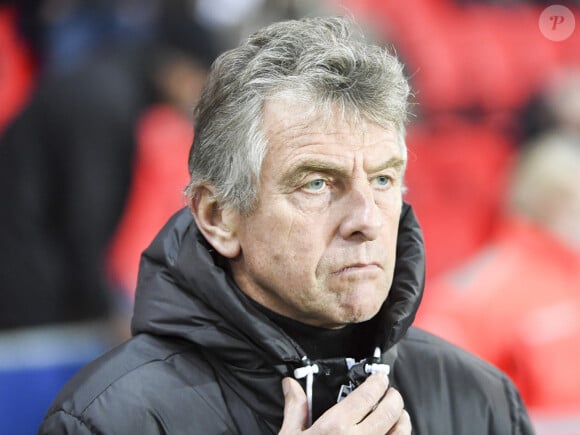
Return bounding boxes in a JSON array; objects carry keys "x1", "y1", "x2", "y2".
[{"x1": 333, "y1": 262, "x2": 382, "y2": 274}]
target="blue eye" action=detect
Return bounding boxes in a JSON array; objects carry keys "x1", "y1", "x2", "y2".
[
  {"x1": 305, "y1": 179, "x2": 326, "y2": 191},
  {"x1": 375, "y1": 175, "x2": 391, "y2": 186}
]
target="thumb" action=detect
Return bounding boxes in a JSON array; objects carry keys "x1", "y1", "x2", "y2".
[{"x1": 278, "y1": 377, "x2": 308, "y2": 434}]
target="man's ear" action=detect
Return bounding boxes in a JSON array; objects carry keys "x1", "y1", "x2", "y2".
[{"x1": 189, "y1": 186, "x2": 241, "y2": 259}]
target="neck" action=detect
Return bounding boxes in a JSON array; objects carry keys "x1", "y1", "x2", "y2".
[{"x1": 252, "y1": 300, "x2": 377, "y2": 361}]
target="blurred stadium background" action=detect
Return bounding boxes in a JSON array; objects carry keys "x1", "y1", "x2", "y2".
[{"x1": 0, "y1": 0, "x2": 579, "y2": 433}]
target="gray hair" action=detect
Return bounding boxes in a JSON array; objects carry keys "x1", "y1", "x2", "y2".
[{"x1": 186, "y1": 16, "x2": 411, "y2": 214}]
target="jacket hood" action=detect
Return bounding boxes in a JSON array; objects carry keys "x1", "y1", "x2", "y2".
[{"x1": 132, "y1": 202, "x2": 425, "y2": 366}]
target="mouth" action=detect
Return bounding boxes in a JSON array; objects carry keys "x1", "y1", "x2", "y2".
[{"x1": 333, "y1": 263, "x2": 382, "y2": 275}]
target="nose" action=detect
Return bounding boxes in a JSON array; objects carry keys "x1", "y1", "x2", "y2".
[{"x1": 337, "y1": 180, "x2": 382, "y2": 241}]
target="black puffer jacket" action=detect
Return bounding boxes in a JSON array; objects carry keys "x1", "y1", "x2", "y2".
[{"x1": 39, "y1": 204, "x2": 535, "y2": 434}]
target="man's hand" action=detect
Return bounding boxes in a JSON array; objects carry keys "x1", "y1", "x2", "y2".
[{"x1": 279, "y1": 373, "x2": 411, "y2": 434}]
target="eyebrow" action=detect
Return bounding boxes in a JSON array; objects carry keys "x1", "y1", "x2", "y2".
[
  {"x1": 369, "y1": 157, "x2": 406, "y2": 174},
  {"x1": 280, "y1": 156, "x2": 406, "y2": 188}
]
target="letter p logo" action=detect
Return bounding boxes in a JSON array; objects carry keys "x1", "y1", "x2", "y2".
[
  {"x1": 540, "y1": 5, "x2": 575, "y2": 41},
  {"x1": 550, "y1": 15, "x2": 565, "y2": 30}
]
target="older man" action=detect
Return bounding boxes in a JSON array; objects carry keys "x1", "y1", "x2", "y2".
[{"x1": 40, "y1": 17, "x2": 533, "y2": 434}]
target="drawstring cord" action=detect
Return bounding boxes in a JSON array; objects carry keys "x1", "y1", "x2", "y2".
[
  {"x1": 293, "y1": 357, "x2": 319, "y2": 428},
  {"x1": 293, "y1": 348, "x2": 389, "y2": 428}
]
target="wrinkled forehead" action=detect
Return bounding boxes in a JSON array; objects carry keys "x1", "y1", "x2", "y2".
[
  {"x1": 265, "y1": 88, "x2": 385, "y2": 123},
  {"x1": 262, "y1": 92, "x2": 406, "y2": 158}
]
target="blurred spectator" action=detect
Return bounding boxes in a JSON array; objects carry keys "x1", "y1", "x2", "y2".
[
  {"x1": 0, "y1": 3, "x2": 216, "y2": 433},
  {"x1": 520, "y1": 67, "x2": 580, "y2": 143},
  {"x1": 105, "y1": 104, "x2": 194, "y2": 300},
  {"x1": 0, "y1": 20, "x2": 214, "y2": 331},
  {"x1": 415, "y1": 131, "x2": 580, "y2": 414},
  {"x1": 404, "y1": 116, "x2": 516, "y2": 279}
]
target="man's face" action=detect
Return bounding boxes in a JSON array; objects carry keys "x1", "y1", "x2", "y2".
[{"x1": 230, "y1": 99, "x2": 404, "y2": 329}]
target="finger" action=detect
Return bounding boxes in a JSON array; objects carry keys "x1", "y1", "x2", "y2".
[
  {"x1": 357, "y1": 387, "x2": 405, "y2": 433},
  {"x1": 387, "y1": 409, "x2": 412, "y2": 435},
  {"x1": 326, "y1": 373, "x2": 389, "y2": 424},
  {"x1": 278, "y1": 377, "x2": 308, "y2": 434}
]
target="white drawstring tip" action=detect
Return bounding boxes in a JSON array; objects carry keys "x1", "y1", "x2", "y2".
[
  {"x1": 364, "y1": 363, "x2": 390, "y2": 376},
  {"x1": 365, "y1": 347, "x2": 390, "y2": 376},
  {"x1": 293, "y1": 364, "x2": 319, "y2": 379},
  {"x1": 294, "y1": 362, "x2": 319, "y2": 428}
]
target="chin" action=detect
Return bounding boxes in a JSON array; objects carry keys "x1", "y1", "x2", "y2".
[
  {"x1": 316, "y1": 284, "x2": 388, "y2": 327},
  {"x1": 346, "y1": 288, "x2": 388, "y2": 321},
  {"x1": 338, "y1": 301, "x2": 383, "y2": 325}
]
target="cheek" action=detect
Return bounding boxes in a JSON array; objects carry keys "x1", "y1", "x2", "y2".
[
  {"x1": 379, "y1": 201, "x2": 402, "y2": 268},
  {"x1": 377, "y1": 189, "x2": 403, "y2": 212},
  {"x1": 242, "y1": 211, "x2": 321, "y2": 275},
  {"x1": 279, "y1": 230, "x2": 321, "y2": 276},
  {"x1": 382, "y1": 197, "x2": 403, "y2": 238},
  {"x1": 289, "y1": 191, "x2": 333, "y2": 215}
]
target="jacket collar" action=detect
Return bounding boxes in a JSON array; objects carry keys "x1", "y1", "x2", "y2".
[{"x1": 132, "y1": 202, "x2": 425, "y2": 367}]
